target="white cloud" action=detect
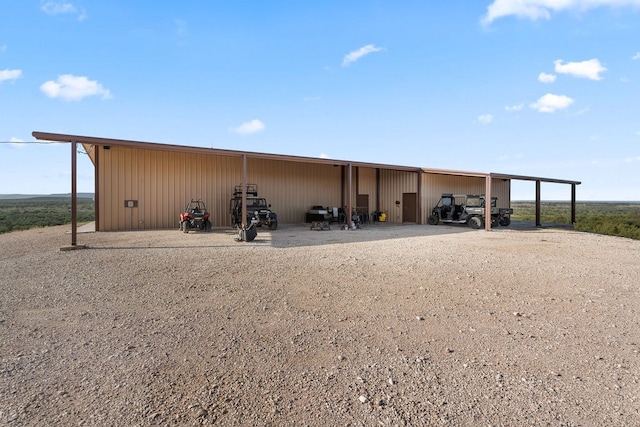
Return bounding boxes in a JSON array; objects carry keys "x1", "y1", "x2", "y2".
[
  {"x1": 481, "y1": 0, "x2": 640, "y2": 25},
  {"x1": 530, "y1": 93, "x2": 574, "y2": 113},
  {"x1": 342, "y1": 44, "x2": 384, "y2": 67},
  {"x1": 319, "y1": 153, "x2": 330, "y2": 159},
  {"x1": 40, "y1": 74, "x2": 112, "y2": 101},
  {"x1": 41, "y1": 2, "x2": 86, "y2": 21},
  {"x1": 42, "y1": 2, "x2": 76, "y2": 15},
  {"x1": 554, "y1": 58, "x2": 606, "y2": 80},
  {"x1": 505, "y1": 103, "x2": 524, "y2": 112},
  {"x1": 477, "y1": 114, "x2": 494, "y2": 124},
  {"x1": 0, "y1": 69, "x2": 22, "y2": 83},
  {"x1": 538, "y1": 72, "x2": 556, "y2": 83},
  {"x1": 633, "y1": 52, "x2": 640, "y2": 60},
  {"x1": 624, "y1": 156, "x2": 640, "y2": 162},
  {"x1": 230, "y1": 119, "x2": 265, "y2": 135}
]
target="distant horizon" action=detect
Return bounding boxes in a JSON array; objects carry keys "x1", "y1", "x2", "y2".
[{"x1": 0, "y1": 193, "x2": 638, "y2": 204}]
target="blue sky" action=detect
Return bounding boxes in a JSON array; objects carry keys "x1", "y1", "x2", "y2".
[{"x1": 1, "y1": 1, "x2": 639, "y2": 200}]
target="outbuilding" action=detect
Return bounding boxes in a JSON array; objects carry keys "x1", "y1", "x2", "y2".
[{"x1": 32, "y1": 131, "x2": 581, "y2": 235}]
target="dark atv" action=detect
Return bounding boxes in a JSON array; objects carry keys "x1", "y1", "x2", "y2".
[
  {"x1": 229, "y1": 184, "x2": 278, "y2": 230},
  {"x1": 427, "y1": 193, "x2": 512, "y2": 229},
  {"x1": 179, "y1": 199, "x2": 212, "y2": 233}
]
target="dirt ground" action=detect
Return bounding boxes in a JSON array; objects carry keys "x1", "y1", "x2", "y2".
[{"x1": 1, "y1": 222, "x2": 639, "y2": 426}]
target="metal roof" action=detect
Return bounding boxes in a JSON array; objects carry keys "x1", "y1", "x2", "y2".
[{"x1": 32, "y1": 131, "x2": 581, "y2": 185}]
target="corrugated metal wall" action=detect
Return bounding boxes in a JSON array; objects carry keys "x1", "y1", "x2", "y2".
[
  {"x1": 245, "y1": 158, "x2": 342, "y2": 223},
  {"x1": 95, "y1": 146, "x2": 512, "y2": 231},
  {"x1": 421, "y1": 173, "x2": 511, "y2": 224},
  {"x1": 378, "y1": 169, "x2": 419, "y2": 224},
  {"x1": 96, "y1": 147, "x2": 344, "y2": 230},
  {"x1": 97, "y1": 146, "x2": 241, "y2": 230}
]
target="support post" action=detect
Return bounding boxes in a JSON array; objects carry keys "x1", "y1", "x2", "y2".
[
  {"x1": 535, "y1": 180, "x2": 541, "y2": 227},
  {"x1": 571, "y1": 183, "x2": 577, "y2": 225},
  {"x1": 71, "y1": 141, "x2": 77, "y2": 245},
  {"x1": 485, "y1": 174, "x2": 492, "y2": 231},
  {"x1": 241, "y1": 154, "x2": 247, "y2": 229},
  {"x1": 347, "y1": 163, "x2": 353, "y2": 226},
  {"x1": 60, "y1": 141, "x2": 86, "y2": 250}
]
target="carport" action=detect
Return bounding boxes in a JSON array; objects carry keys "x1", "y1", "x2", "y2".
[
  {"x1": 31, "y1": 131, "x2": 580, "y2": 247},
  {"x1": 488, "y1": 173, "x2": 581, "y2": 230}
]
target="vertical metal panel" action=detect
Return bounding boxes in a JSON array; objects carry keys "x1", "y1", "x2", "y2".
[
  {"x1": 490, "y1": 179, "x2": 511, "y2": 208},
  {"x1": 95, "y1": 146, "x2": 514, "y2": 231},
  {"x1": 356, "y1": 167, "x2": 377, "y2": 214},
  {"x1": 421, "y1": 173, "x2": 485, "y2": 224},
  {"x1": 378, "y1": 170, "x2": 418, "y2": 224},
  {"x1": 245, "y1": 158, "x2": 342, "y2": 223},
  {"x1": 419, "y1": 173, "x2": 512, "y2": 224}
]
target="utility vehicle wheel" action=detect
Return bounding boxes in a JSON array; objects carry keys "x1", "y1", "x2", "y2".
[
  {"x1": 183, "y1": 222, "x2": 190, "y2": 233},
  {"x1": 205, "y1": 221, "x2": 212, "y2": 232},
  {"x1": 427, "y1": 215, "x2": 439, "y2": 225},
  {"x1": 469, "y1": 216, "x2": 483, "y2": 229},
  {"x1": 179, "y1": 221, "x2": 183, "y2": 231},
  {"x1": 245, "y1": 225, "x2": 257, "y2": 241},
  {"x1": 499, "y1": 217, "x2": 511, "y2": 227},
  {"x1": 269, "y1": 221, "x2": 278, "y2": 230}
]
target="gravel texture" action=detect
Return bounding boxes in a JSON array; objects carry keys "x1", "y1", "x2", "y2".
[{"x1": 1, "y1": 223, "x2": 639, "y2": 426}]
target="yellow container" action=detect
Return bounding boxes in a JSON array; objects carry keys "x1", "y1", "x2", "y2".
[{"x1": 379, "y1": 212, "x2": 387, "y2": 222}]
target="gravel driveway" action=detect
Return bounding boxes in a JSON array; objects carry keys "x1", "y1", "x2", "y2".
[{"x1": 1, "y1": 223, "x2": 639, "y2": 426}]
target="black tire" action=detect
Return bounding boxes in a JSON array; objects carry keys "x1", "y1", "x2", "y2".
[
  {"x1": 469, "y1": 216, "x2": 483, "y2": 229},
  {"x1": 499, "y1": 217, "x2": 511, "y2": 227},
  {"x1": 183, "y1": 221, "x2": 190, "y2": 233},
  {"x1": 205, "y1": 221, "x2": 212, "y2": 232},
  {"x1": 269, "y1": 221, "x2": 278, "y2": 230},
  {"x1": 427, "y1": 215, "x2": 439, "y2": 225},
  {"x1": 179, "y1": 221, "x2": 183, "y2": 231},
  {"x1": 245, "y1": 225, "x2": 257, "y2": 241}
]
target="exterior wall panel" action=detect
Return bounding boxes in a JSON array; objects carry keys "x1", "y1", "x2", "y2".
[
  {"x1": 97, "y1": 147, "x2": 242, "y2": 231},
  {"x1": 420, "y1": 173, "x2": 512, "y2": 224},
  {"x1": 245, "y1": 158, "x2": 342, "y2": 223},
  {"x1": 94, "y1": 145, "x2": 512, "y2": 231},
  {"x1": 356, "y1": 167, "x2": 377, "y2": 215},
  {"x1": 378, "y1": 169, "x2": 419, "y2": 224}
]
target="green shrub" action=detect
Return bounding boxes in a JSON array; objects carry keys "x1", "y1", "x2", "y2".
[
  {"x1": 511, "y1": 201, "x2": 640, "y2": 240},
  {"x1": 0, "y1": 197, "x2": 95, "y2": 234}
]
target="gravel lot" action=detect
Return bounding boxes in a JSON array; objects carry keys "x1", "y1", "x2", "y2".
[{"x1": 1, "y1": 222, "x2": 639, "y2": 426}]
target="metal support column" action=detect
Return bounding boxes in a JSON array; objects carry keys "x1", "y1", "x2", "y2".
[
  {"x1": 61, "y1": 141, "x2": 86, "y2": 251},
  {"x1": 347, "y1": 163, "x2": 353, "y2": 226},
  {"x1": 535, "y1": 180, "x2": 541, "y2": 227},
  {"x1": 71, "y1": 141, "x2": 77, "y2": 245},
  {"x1": 571, "y1": 183, "x2": 577, "y2": 225},
  {"x1": 485, "y1": 174, "x2": 492, "y2": 231}
]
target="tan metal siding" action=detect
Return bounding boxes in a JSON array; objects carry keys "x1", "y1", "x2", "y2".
[
  {"x1": 491, "y1": 179, "x2": 511, "y2": 208},
  {"x1": 94, "y1": 146, "x2": 512, "y2": 231},
  {"x1": 378, "y1": 169, "x2": 419, "y2": 224},
  {"x1": 97, "y1": 146, "x2": 243, "y2": 230},
  {"x1": 356, "y1": 167, "x2": 377, "y2": 214},
  {"x1": 420, "y1": 173, "x2": 512, "y2": 223},
  {"x1": 245, "y1": 158, "x2": 342, "y2": 223}
]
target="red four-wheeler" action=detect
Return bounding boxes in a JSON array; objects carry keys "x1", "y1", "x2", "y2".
[{"x1": 179, "y1": 199, "x2": 212, "y2": 233}]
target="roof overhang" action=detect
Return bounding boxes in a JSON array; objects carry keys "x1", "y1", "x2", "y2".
[
  {"x1": 32, "y1": 131, "x2": 421, "y2": 173},
  {"x1": 489, "y1": 172, "x2": 581, "y2": 186},
  {"x1": 32, "y1": 131, "x2": 582, "y2": 186}
]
